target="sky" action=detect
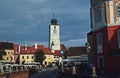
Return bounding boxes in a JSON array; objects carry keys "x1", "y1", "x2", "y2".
[{"x1": 0, "y1": 0, "x2": 90, "y2": 48}]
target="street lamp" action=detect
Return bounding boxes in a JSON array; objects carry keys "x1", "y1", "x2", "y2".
[{"x1": 86, "y1": 42, "x2": 91, "y2": 53}]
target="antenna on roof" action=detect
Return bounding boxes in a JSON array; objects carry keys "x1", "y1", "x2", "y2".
[{"x1": 53, "y1": 13, "x2": 55, "y2": 19}]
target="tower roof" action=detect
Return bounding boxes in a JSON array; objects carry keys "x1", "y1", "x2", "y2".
[{"x1": 51, "y1": 14, "x2": 58, "y2": 25}]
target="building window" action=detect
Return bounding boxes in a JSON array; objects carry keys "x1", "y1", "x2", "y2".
[
  {"x1": 96, "y1": 33, "x2": 103, "y2": 53},
  {"x1": 10, "y1": 57, "x2": 13, "y2": 61},
  {"x1": 8, "y1": 52, "x2": 10, "y2": 54},
  {"x1": 117, "y1": 30, "x2": 120, "y2": 48},
  {"x1": 98, "y1": 56, "x2": 104, "y2": 68},
  {"x1": 31, "y1": 56, "x2": 34, "y2": 59},
  {"x1": 27, "y1": 56, "x2": 29, "y2": 59},
  {"x1": 116, "y1": 4, "x2": 120, "y2": 23},
  {"x1": 22, "y1": 56, "x2": 24, "y2": 59},
  {"x1": 7, "y1": 57, "x2": 9, "y2": 60},
  {"x1": 95, "y1": 8, "x2": 102, "y2": 26}
]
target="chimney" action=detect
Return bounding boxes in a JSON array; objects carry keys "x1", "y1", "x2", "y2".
[
  {"x1": 25, "y1": 44, "x2": 27, "y2": 51},
  {"x1": 35, "y1": 43, "x2": 37, "y2": 49},
  {"x1": 18, "y1": 45, "x2": 21, "y2": 54}
]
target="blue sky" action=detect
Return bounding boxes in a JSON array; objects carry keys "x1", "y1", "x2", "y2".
[{"x1": 0, "y1": 0, "x2": 90, "y2": 48}]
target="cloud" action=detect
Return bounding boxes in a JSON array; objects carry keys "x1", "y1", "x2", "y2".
[
  {"x1": 12, "y1": 40, "x2": 48, "y2": 47},
  {"x1": 61, "y1": 38, "x2": 87, "y2": 48},
  {"x1": 0, "y1": 0, "x2": 90, "y2": 48}
]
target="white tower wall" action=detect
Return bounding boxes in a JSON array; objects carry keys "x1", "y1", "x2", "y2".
[{"x1": 49, "y1": 18, "x2": 60, "y2": 52}]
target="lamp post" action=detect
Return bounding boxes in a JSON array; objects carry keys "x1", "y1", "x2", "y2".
[
  {"x1": 48, "y1": 49, "x2": 51, "y2": 66},
  {"x1": 59, "y1": 50, "x2": 64, "y2": 65},
  {"x1": 86, "y1": 42, "x2": 91, "y2": 53}
]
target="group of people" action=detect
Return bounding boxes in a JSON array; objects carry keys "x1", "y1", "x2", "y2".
[{"x1": 57, "y1": 61, "x2": 97, "y2": 78}]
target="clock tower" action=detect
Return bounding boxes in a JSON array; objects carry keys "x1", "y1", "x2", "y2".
[{"x1": 49, "y1": 16, "x2": 60, "y2": 52}]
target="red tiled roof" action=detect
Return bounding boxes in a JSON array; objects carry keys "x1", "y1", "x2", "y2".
[
  {"x1": 54, "y1": 50, "x2": 61, "y2": 56},
  {"x1": 0, "y1": 42, "x2": 13, "y2": 49},
  {"x1": 14, "y1": 44, "x2": 19, "y2": 55},
  {"x1": 60, "y1": 44, "x2": 67, "y2": 52},
  {"x1": 14, "y1": 44, "x2": 54, "y2": 55},
  {"x1": 19, "y1": 46, "x2": 35, "y2": 54},
  {"x1": 67, "y1": 46, "x2": 87, "y2": 56},
  {"x1": 13, "y1": 44, "x2": 67, "y2": 56}
]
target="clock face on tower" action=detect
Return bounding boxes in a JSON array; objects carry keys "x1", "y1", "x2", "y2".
[{"x1": 53, "y1": 29, "x2": 57, "y2": 34}]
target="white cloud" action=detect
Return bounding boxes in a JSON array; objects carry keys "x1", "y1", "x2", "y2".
[
  {"x1": 27, "y1": 14, "x2": 34, "y2": 20},
  {"x1": 61, "y1": 38, "x2": 87, "y2": 48},
  {"x1": 12, "y1": 40, "x2": 48, "y2": 47}
]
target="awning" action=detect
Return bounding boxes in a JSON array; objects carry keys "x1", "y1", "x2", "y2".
[{"x1": 62, "y1": 58, "x2": 88, "y2": 62}]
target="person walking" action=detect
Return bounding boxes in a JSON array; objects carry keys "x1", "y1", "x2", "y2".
[{"x1": 72, "y1": 65, "x2": 77, "y2": 78}]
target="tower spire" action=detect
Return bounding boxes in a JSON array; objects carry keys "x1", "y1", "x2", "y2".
[{"x1": 53, "y1": 13, "x2": 55, "y2": 19}]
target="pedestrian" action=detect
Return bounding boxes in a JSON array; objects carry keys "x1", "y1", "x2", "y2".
[
  {"x1": 61, "y1": 64, "x2": 64, "y2": 73},
  {"x1": 72, "y1": 65, "x2": 77, "y2": 78},
  {"x1": 88, "y1": 63, "x2": 93, "y2": 75}
]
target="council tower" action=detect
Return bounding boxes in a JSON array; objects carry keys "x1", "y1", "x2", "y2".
[{"x1": 49, "y1": 16, "x2": 60, "y2": 52}]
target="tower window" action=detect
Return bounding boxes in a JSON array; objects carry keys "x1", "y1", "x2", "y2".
[
  {"x1": 53, "y1": 29, "x2": 57, "y2": 34},
  {"x1": 54, "y1": 26, "x2": 56, "y2": 29}
]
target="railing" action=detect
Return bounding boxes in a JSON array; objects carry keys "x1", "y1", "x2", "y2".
[{"x1": 0, "y1": 63, "x2": 41, "y2": 74}]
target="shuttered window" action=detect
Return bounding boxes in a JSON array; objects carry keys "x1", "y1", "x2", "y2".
[
  {"x1": 95, "y1": 9, "x2": 102, "y2": 26},
  {"x1": 116, "y1": 4, "x2": 120, "y2": 22},
  {"x1": 96, "y1": 33, "x2": 103, "y2": 53},
  {"x1": 116, "y1": 5, "x2": 120, "y2": 17},
  {"x1": 117, "y1": 30, "x2": 120, "y2": 48}
]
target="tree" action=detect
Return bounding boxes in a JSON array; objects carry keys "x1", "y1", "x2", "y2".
[
  {"x1": 0, "y1": 53, "x2": 2, "y2": 60},
  {"x1": 0, "y1": 49, "x2": 6, "y2": 60},
  {"x1": 34, "y1": 49, "x2": 46, "y2": 64}
]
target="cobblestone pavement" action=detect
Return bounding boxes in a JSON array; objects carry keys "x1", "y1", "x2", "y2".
[{"x1": 29, "y1": 67, "x2": 57, "y2": 78}]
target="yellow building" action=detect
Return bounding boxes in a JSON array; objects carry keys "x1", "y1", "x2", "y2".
[
  {"x1": 19, "y1": 54, "x2": 54, "y2": 66},
  {"x1": 3, "y1": 49, "x2": 14, "y2": 62},
  {"x1": 43, "y1": 54, "x2": 54, "y2": 66},
  {"x1": 20, "y1": 54, "x2": 34, "y2": 64},
  {"x1": 0, "y1": 42, "x2": 14, "y2": 63}
]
